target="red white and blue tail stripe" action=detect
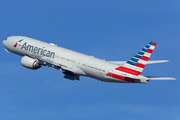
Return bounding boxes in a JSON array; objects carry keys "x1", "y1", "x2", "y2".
[
  {"x1": 115, "y1": 42, "x2": 157, "y2": 76},
  {"x1": 106, "y1": 42, "x2": 157, "y2": 82}
]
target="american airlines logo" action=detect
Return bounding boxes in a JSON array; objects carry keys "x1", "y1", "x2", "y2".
[
  {"x1": 13, "y1": 39, "x2": 24, "y2": 47},
  {"x1": 21, "y1": 42, "x2": 55, "y2": 59}
]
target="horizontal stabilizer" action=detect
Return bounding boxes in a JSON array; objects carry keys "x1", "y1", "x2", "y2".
[
  {"x1": 146, "y1": 60, "x2": 169, "y2": 64},
  {"x1": 109, "y1": 60, "x2": 169, "y2": 65},
  {"x1": 147, "y1": 76, "x2": 176, "y2": 80}
]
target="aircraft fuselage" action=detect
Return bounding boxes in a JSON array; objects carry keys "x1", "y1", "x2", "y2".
[{"x1": 2, "y1": 36, "x2": 151, "y2": 83}]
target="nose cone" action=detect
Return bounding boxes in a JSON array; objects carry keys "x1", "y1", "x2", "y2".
[
  {"x1": 2, "y1": 38, "x2": 11, "y2": 53},
  {"x1": 2, "y1": 38, "x2": 9, "y2": 48},
  {"x1": 2, "y1": 40, "x2": 6, "y2": 47}
]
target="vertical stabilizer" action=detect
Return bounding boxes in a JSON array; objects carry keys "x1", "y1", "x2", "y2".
[{"x1": 115, "y1": 42, "x2": 157, "y2": 76}]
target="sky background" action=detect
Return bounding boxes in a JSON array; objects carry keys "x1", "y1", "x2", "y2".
[{"x1": 0, "y1": 0, "x2": 180, "y2": 120}]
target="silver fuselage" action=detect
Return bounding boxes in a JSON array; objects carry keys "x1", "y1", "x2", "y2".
[{"x1": 3, "y1": 36, "x2": 148, "y2": 83}]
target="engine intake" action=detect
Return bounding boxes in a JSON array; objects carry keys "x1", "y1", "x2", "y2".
[{"x1": 21, "y1": 56, "x2": 41, "y2": 70}]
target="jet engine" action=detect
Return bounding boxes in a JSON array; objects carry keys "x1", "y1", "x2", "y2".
[{"x1": 21, "y1": 56, "x2": 41, "y2": 70}]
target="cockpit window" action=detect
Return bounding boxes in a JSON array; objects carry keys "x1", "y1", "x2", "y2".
[{"x1": 5, "y1": 38, "x2": 7, "y2": 41}]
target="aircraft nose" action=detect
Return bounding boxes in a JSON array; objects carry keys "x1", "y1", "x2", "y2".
[
  {"x1": 3, "y1": 40, "x2": 6, "y2": 47},
  {"x1": 2, "y1": 40, "x2": 5, "y2": 46},
  {"x1": 2, "y1": 38, "x2": 8, "y2": 47},
  {"x1": 2, "y1": 38, "x2": 11, "y2": 53}
]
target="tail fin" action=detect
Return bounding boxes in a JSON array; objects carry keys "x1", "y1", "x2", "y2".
[{"x1": 115, "y1": 42, "x2": 157, "y2": 76}]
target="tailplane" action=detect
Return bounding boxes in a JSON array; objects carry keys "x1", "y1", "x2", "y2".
[{"x1": 146, "y1": 77, "x2": 176, "y2": 80}]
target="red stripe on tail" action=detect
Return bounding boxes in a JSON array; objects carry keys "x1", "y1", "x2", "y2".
[
  {"x1": 140, "y1": 56, "x2": 149, "y2": 61},
  {"x1": 152, "y1": 42, "x2": 157, "y2": 46},
  {"x1": 106, "y1": 72, "x2": 135, "y2": 83},
  {"x1": 146, "y1": 49, "x2": 153, "y2": 54},
  {"x1": 115, "y1": 66, "x2": 141, "y2": 76},
  {"x1": 135, "y1": 63, "x2": 145, "y2": 68}
]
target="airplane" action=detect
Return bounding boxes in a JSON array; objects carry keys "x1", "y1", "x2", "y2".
[{"x1": 2, "y1": 36, "x2": 176, "y2": 83}]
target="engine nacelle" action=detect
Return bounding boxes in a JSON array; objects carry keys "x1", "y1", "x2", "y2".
[{"x1": 21, "y1": 56, "x2": 41, "y2": 70}]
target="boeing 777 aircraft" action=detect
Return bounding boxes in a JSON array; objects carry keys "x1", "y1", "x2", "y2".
[{"x1": 2, "y1": 36, "x2": 175, "y2": 83}]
